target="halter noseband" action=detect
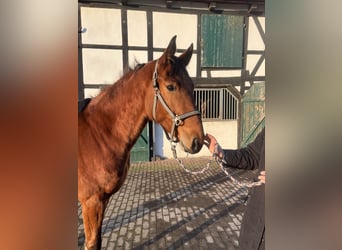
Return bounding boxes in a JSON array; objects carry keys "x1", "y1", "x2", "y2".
[{"x1": 152, "y1": 60, "x2": 201, "y2": 143}]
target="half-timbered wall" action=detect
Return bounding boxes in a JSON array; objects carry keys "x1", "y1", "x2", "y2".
[{"x1": 78, "y1": 2, "x2": 265, "y2": 159}]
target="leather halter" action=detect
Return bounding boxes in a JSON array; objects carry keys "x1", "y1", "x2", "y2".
[{"x1": 152, "y1": 60, "x2": 201, "y2": 143}]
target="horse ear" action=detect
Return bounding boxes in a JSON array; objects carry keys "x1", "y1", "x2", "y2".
[
  {"x1": 179, "y1": 43, "x2": 193, "y2": 66},
  {"x1": 160, "y1": 35, "x2": 177, "y2": 65},
  {"x1": 165, "y1": 35, "x2": 177, "y2": 55}
]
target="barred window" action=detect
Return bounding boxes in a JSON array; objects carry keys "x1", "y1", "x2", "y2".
[{"x1": 194, "y1": 88, "x2": 238, "y2": 120}]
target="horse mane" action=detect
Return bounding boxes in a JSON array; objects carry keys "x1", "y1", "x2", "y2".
[{"x1": 97, "y1": 62, "x2": 146, "y2": 97}]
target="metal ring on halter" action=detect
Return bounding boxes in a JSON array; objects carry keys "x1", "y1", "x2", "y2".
[{"x1": 174, "y1": 116, "x2": 183, "y2": 126}]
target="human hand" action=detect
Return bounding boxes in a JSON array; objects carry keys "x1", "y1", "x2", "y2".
[
  {"x1": 204, "y1": 133, "x2": 216, "y2": 154},
  {"x1": 258, "y1": 170, "x2": 266, "y2": 184},
  {"x1": 204, "y1": 133, "x2": 223, "y2": 159}
]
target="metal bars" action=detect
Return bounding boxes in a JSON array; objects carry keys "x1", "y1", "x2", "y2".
[{"x1": 194, "y1": 88, "x2": 238, "y2": 121}]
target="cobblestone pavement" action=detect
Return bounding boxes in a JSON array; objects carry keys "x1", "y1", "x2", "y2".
[{"x1": 78, "y1": 156, "x2": 259, "y2": 250}]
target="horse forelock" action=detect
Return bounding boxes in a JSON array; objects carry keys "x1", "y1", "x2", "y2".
[
  {"x1": 166, "y1": 56, "x2": 194, "y2": 89},
  {"x1": 160, "y1": 56, "x2": 182, "y2": 77}
]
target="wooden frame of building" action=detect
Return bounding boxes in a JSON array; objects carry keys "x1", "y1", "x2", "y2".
[{"x1": 78, "y1": 0, "x2": 265, "y2": 160}]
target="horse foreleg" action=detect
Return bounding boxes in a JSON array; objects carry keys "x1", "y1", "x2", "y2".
[{"x1": 81, "y1": 196, "x2": 107, "y2": 250}]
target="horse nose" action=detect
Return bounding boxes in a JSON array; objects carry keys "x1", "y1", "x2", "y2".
[{"x1": 191, "y1": 137, "x2": 202, "y2": 153}]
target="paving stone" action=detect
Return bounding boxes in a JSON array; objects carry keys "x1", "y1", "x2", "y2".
[
  {"x1": 205, "y1": 235, "x2": 214, "y2": 243},
  {"x1": 107, "y1": 241, "x2": 115, "y2": 249},
  {"x1": 78, "y1": 156, "x2": 256, "y2": 249}
]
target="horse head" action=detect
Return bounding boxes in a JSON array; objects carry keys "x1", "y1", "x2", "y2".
[{"x1": 149, "y1": 36, "x2": 204, "y2": 154}]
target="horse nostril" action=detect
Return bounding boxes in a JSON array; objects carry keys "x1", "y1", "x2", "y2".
[{"x1": 191, "y1": 137, "x2": 200, "y2": 153}]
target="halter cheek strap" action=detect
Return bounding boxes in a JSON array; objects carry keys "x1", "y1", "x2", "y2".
[
  {"x1": 152, "y1": 60, "x2": 214, "y2": 176},
  {"x1": 152, "y1": 60, "x2": 201, "y2": 143}
]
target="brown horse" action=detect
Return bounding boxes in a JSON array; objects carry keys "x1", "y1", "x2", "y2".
[{"x1": 78, "y1": 36, "x2": 204, "y2": 249}]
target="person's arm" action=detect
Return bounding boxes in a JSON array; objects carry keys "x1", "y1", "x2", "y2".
[
  {"x1": 204, "y1": 128, "x2": 265, "y2": 170},
  {"x1": 221, "y1": 147, "x2": 259, "y2": 170}
]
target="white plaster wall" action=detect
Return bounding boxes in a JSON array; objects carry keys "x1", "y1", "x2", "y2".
[
  {"x1": 84, "y1": 88, "x2": 101, "y2": 98},
  {"x1": 152, "y1": 11, "x2": 198, "y2": 78},
  {"x1": 246, "y1": 54, "x2": 265, "y2": 76},
  {"x1": 82, "y1": 48, "x2": 123, "y2": 85},
  {"x1": 246, "y1": 16, "x2": 265, "y2": 76},
  {"x1": 247, "y1": 16, "x2": 265, "y2": 50},
  {"x1": 127, "y1": 10, "x2": 147, "y2": 46},
  {"x1": 81, "y1": 7, "x2": 124, "y2": 94},
  {"x1": 153, "y1": 12, "x2": 197, "y2": 50},
  {"x1": 81, "y1": 7, "x2": 122, "y2": 45}
]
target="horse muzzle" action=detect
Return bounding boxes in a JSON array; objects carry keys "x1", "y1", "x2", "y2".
[{"x1": 182, "y1": 137, "x2": 203, "y2": 154}]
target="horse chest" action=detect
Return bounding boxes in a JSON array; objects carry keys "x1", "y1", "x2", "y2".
[{"x1": 97, "y1": 157, "x2": 130, "y2": 195}]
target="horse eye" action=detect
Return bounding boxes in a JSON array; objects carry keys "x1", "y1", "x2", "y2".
[{"x1": 166, "y1": 85, "x2": 176, "y2": 91}]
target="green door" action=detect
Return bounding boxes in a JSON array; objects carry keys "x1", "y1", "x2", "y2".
[
  {"x1": 130, "y1": 125, "x2": 150, "y2": 162},
  {"x1": 201, "y1": 14, "x2": 244, "y2": 68},
  {"x1": 239, "y1": 82, "x2": 265, "y2": 147}
]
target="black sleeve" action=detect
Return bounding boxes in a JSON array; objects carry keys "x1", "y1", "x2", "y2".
[{"x1": 221, "y1": 128, "x2": 265, "y2": 170}]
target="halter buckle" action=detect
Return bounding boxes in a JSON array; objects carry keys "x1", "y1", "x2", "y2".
[{"x1": 174, "y1": 116, "x2": 184, "y2": 126}]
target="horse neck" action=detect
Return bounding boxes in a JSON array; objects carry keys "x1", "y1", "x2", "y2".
[{"x1": 86, "y1": 65, "x2": 154, "y2": 153}]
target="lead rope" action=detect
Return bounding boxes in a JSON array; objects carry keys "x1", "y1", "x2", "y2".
[
  {"x1": 171, "y1": 142, "x2": 211, "y2": 175},
  {"x1": 213, "y1": 144, "x2": 264, "y2": 188},
  {"x1": 173, "y1": 142, "x2": 263, "y2": 188}
]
